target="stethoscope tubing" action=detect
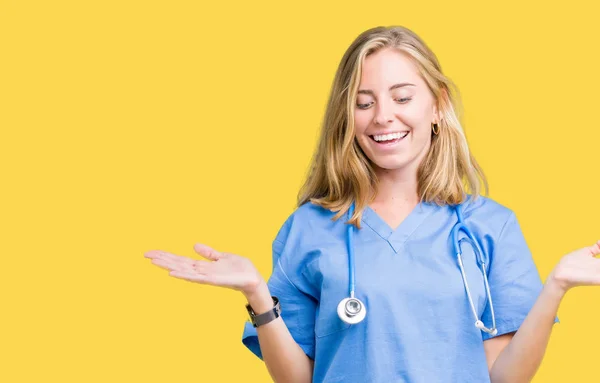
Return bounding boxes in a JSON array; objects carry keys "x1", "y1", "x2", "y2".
[{"x1": 340, "y1": 202, "x2": 497, "y2": 336}]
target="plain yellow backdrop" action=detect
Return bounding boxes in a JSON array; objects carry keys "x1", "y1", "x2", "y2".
[{"x1": 1, "y1": 0, "x2": 599, "y2": 381}]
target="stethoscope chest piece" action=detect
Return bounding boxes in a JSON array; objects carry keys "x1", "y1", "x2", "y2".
[{"x1": 337, "y1": 297, "x2": 366, "y2": 324}]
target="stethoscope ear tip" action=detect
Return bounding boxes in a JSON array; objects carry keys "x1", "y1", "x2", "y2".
[{"x1": 475, "y1": 320, "x2": 498, "y2": 336}]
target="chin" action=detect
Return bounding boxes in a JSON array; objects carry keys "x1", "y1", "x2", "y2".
[{"x1": 371, "y1": 159, "x2": 411, "y2": 171}]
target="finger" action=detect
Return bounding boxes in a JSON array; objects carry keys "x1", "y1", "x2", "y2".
[
  {"x1": 144, "y1": 250, "x2": 163, "y2": 259},
  {"x1": 145, "y1": 250, "x2": 196, "y2": 267},
  {"x1": 193, "y1": 243, "x2": 223, "y2": 261},
  {"x1": 589, "y1": 241, "x2": 600, "y2": 256},
  {"x1": 150, "y1": 258, "x2": 175, "y2": 271},
  {"x1": 151, "y1": 258, "x2": 192, "y2": 272},
  {"x1": 146, "y1": 250, "x2": 210, "y2": 273}
]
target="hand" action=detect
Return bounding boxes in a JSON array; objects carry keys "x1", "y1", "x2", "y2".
[
  {"x1": 144, "y1": 243, "x2": 264, "y2": 296},
  {"x1": 547, "y1": 240, "x2": 600, "y2": 293}
]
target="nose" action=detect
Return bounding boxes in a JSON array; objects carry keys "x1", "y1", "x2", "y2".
[{"x1": 373, "y1": 99, "x2": 394, "y2": 125}]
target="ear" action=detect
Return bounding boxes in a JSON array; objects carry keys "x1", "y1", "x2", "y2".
[{"x1": 432, "y1": 102, "x2": 440, "y2": 125}]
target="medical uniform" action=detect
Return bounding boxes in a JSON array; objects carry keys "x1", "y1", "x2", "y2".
[{"x1": 241, "y1": 196, "x2": 557, "y2": 382}]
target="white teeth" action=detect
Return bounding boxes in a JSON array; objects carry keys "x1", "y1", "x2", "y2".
[{"x1": 373, "y1": 132, "x2": 408, "y2": 142}]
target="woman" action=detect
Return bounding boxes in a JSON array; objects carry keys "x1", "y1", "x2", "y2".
[{"x1": 144, "y1": 26, "x2": 600, "y2": 382}]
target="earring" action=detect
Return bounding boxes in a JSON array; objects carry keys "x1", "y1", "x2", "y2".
[{"x1": 432, "y1": 122, "x2": 440, "y2": 135}]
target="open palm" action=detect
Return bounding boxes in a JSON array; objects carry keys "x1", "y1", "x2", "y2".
[
  {"x1": 550, "y1": 240, "x2": 600, "y2": 291},
  {"x1": 144, "y1": 243, "x2": 262, "y2": 294}
]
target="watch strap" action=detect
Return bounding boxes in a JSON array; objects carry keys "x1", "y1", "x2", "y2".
[{"x1": 246, "y1": 296, "x2": 281, "y2": 328}]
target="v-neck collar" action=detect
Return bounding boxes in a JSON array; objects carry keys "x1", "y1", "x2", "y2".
[{"x1": 361, "y1": 201, "x2": 437, "y2": 253}]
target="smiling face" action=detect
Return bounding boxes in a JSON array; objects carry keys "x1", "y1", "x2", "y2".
[{"x1": 353, "y1": 47, "x2": 439, "y2": 176}]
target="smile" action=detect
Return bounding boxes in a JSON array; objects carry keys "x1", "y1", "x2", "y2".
[{"x1": 369, "y1": 131, "x2": 409, "y2": 144}]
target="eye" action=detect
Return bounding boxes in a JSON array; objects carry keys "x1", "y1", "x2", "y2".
[
  {"x1": 395, "y1": 97, "x2": 412, "y2": 104},
  {"x1": 356, "y1": 102, "x2": 373, "y2": 110}
]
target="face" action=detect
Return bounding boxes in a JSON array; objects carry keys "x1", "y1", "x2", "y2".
[{"x1": 353, "y1": 47, "x2": 439, "y2": 175}]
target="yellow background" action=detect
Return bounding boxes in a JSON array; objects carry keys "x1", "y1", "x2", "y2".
[{"x1": 2, "y1": 0, "x2": 599, "y2": 381}]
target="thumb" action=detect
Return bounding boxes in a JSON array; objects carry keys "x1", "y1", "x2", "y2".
[
  {"x1": 194, "y1": 243, "x2": 223, "y2": 261},
  {"x1": 590, "y1": 240, "x2": 600, "y2": 257}
]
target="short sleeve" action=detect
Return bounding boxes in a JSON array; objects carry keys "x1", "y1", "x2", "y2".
[
  {"x1": 481, "y1": 212, "x2": 559, "y2": 341},
  {"x1": 241, "y1": 221, "x2": 317, "y2": 360}
]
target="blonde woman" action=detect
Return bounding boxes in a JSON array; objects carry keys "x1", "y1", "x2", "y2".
[{"x1": 145, "y1": 26, "x2": 600, "y2": 382}]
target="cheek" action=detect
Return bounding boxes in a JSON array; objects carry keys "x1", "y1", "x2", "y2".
[
  {"x1": 353, "y1": 111, "x2": 371, "y2": 134},
  {"x1": 400, "y1": 104, "x2": 433, "y2": 137}
]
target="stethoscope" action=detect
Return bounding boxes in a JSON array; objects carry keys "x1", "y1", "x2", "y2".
[{"x1": 337, "y1": 203, "x2": 498, "y2": 336}]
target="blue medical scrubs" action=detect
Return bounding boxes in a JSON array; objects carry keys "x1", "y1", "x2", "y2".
[{"x1": 241, "y1": 196, "x2": 558, "y2": 382}]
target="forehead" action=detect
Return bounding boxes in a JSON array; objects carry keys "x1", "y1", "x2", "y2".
[{"x1": 359, "y1": 48, "x2": 421, "y2": 88}]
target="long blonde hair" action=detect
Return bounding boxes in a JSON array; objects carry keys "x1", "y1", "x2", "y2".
[{"x1": 297, "y1": 26, "x2": 488, "y2": 227}]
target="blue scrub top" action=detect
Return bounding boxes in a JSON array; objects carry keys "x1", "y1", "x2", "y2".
[{"x1": 241, "y1": 196, "x2": 557, "y2": 382}]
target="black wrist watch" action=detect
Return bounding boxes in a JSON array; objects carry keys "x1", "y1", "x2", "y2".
[{"x1": 246, "y1": 296, "x2": 281, "y2": 328}]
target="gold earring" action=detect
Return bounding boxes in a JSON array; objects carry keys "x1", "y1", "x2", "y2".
[{"x1": 432, "y1": 123, "x2": 440, "y2": 135}]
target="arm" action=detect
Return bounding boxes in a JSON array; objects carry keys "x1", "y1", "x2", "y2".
[
  {"x1": 487, "y1": 278, "x2": 563, "y2": 383},
  {"x1": 244, "y1": 279, "x2": 314, "y2": 383},
  {"x1": 143, "y1": 244, "x2": 315, "y2": 383},
  {"x1": 487, "y1": 240, "x2": 600, "y2": 382}
]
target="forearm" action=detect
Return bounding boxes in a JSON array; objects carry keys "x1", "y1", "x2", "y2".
[
  {"x1": 489, "y1": 278, "x2": 564, "y2": 383},
  {"x1": 244, "y1": 280, "x2": 313, "y2": 383}
]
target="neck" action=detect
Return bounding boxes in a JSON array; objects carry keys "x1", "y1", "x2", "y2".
[{"x1": 371, "y1": 168, "x2": 419, "y2": 208}]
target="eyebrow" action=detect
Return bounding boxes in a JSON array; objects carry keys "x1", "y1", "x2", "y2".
[{"x1": 357, "y1": 82, "x2": 416, "y2": 95}]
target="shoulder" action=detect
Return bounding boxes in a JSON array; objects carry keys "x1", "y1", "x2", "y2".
[
  {"x1": 273, "y1": 201, "x2": 340, "y2": 249},
  {"x1": 461, "y1": 195, "x2": 514, "y2": 221},
  {"x1": 270, "y1": 202, "x2": 341, "y2": 280},
  {"x1": 459, "y1": 195, "x2": 517, "y2": 236}
]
